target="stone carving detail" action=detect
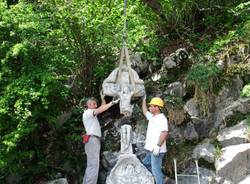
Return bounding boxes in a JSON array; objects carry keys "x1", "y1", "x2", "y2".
[
  {"x1": 120, "y1": 125, "x2": 133, "y2": 154},
  {"x1": 106, "y1": 125, "x2": 154, "y2": 184}
]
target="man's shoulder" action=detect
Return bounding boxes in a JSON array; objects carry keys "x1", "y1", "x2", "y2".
[
  {"x1": 158, "y1": 113, "x2": 168, "y2": 121},
  {"x1": 83, "y1": 108, "x2": 96, "y2": 118}
]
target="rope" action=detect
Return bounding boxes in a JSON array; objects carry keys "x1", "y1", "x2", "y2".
[{"x1": 122, "y1": 0, "x2": 127, "y2": 47}]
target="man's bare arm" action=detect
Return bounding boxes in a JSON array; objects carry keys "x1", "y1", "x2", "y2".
[
  {"x1": 94, "y1": 102, "x2": 114, "y2": 115},
  {"x1": 157, "y1": 131, "x2": 168, "y2": 146},
  {"x1": 142, "y1": 98, "x2": 147, "y2": 116}
]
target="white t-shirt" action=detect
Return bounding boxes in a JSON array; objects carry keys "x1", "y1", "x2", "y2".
[
  {"x1": 82, "y1": 109, "x2": 101, "y2": 137},
  {"x1": 144, "y1": 111, "x2": 168, "y2": 153}
]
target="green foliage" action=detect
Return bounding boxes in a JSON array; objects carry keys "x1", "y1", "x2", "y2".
[
  {"x1": 0, "y1": 0, "x2": 163, "y2": 182},
  {"x1": 241, "y1": 83, "x2": 250, "y2": 97},
  {"x1": 187, "y1": 62, "x2": 221, "y2": 116},
  {"x1": 208, "y1": 31, "x2": 237, "y2": 54},
  {"x1": 187, "y1": 62, "x2": 221, "y2": 92},
  {"x1": 44, "y1": 0, "x2": 161, "y2": 94},
  {"x1": 0, "y1": 1, "x2": 72, "y2": 182},
  {"x1": 164, "y1": 95, "x2": 184, "y2": 108},
  {"x1": 0, "y1": 0, "x2": 249, "y2": 182}
]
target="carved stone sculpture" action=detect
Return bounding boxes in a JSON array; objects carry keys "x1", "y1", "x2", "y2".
[
  {"x1": 120, "y1": 124, "x2": 133, "y2": 154},
  {"x1": 106, "y1": 125, "x2": 154, "y2": 184},
  {"x1": 102, "y1": 47, "x2": 145, "y2": 116}
]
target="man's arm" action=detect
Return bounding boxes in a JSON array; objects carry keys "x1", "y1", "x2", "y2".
[
  {"x1": 94, "y1": 101, "x2": 114, "y2": 115},
  {"x1": 157, "y1": 131, "x2": 168, "y2": 146},
  {"x1": 142, "y1": 97, "x2": 147, "y2": 116},
  {"x1": 94, "y1": 95, "x2": 120, "y2": 116}
]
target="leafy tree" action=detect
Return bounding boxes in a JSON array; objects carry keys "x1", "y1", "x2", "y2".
[{"x1": 0, "y1": 0, "x2": 161, "y2": 182}]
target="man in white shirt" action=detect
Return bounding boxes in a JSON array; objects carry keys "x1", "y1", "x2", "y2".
[
  {"x1": 142, "y1": 97, "x2": 168, "y2": 184},
  {"x1": 82, "y1": 95, "x2": 119, "y2": 184}
]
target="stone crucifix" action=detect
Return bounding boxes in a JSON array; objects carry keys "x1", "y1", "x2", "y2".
[{"x1": 102, "y1": 46, "x2": 145, "y2": 116}]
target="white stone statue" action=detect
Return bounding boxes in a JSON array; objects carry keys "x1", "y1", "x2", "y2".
[
  {"x1": 102, "y1": 47, "x2": 145, "y2": 116},
  {"x1": 106, "y1": 125, "x2": 154, "y2": 184}
]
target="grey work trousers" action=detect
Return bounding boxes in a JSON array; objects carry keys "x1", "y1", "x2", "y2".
[{"x1": 83, "y1": 136, "x2": 101, "y2": 184}]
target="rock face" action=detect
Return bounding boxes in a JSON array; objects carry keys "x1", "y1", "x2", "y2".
[
  {"x1": 162, "y1": 48, "x2": 188, "y2": 69},
  {"x1": 164, "y1": 81, "x2": 186, "y2": 97},
  {"x1": 215, "y1": 143, "x2": 250, "y2": 184},
  {"x1": 192, "y1": 140, "x2": 216, "y2": 163},
  {"x1": 238, "y1": 175, "x2": 250, "y2": 184},
  {"x1": 217, "y1": 120, "x2": 250, "y2": 147},
  {"x1": 106, "y1": 125, "x2": 154, "y2": 184},
  {"x1": 214, "y1": 98, "x2": 250, "y2": 129}
]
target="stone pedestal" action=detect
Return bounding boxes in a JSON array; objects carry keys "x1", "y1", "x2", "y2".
[{"x1": 106, "y1": 125, "x2": 154, "y2": 184}]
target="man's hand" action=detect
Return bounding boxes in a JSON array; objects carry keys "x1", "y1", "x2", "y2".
[
  {"x1": 152, "y1": 145, "x2": 161, "y2": 156},
  {"x1": 112, "y1": 96, "x2": 120, "y2": 105}
]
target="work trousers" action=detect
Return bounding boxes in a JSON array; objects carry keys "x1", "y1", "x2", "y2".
[
  {"x1": 143, "y1": 151, "x2": 165, "y2": 184},
  {"x1": 83, "y1": 136, "x2": 101, "y2": 184}
]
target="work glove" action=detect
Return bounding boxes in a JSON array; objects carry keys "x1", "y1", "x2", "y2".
[
  {"x1": 152, "y1": 145, "x2": 161, "y2": 156},
  {"x1": 112, "y1": 96, "x2": 120, "y2": 105}
]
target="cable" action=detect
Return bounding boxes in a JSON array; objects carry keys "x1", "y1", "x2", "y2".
[{"x1": 123, "y1": 0, "x2": 127, "y2": 47}]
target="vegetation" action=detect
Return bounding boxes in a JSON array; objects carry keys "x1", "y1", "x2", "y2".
[
  {"x1": 187, "y1": 63, "x2": 221, "y2": 116},
  {"x1": 0, "y1": 0, "x2": 250, "y2": 183},
  {"x1": 241, "y1": 84, "x2": 250, "y2": 97}
]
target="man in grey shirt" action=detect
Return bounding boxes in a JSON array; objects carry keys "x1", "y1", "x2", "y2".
[{"x1": 82, "y1": 95, "x2": 119, "y2": 184}]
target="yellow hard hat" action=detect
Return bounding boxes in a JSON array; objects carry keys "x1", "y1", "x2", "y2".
[{"x1": 148, "y1": 97, "x2": 164, "y2": 108}]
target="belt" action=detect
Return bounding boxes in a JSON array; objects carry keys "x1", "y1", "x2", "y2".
[{"x1": 89, "y1": 135, "x2": 100, "y2": 139}]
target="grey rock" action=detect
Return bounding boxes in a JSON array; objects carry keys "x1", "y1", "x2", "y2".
[
  {"x1": 102, "y1": 151, "x2": 119, "y2": 169},
  {"x1": 192, "y1": 140, "x2": 216, "y2": 163},
  {"x1": 168, "y1": 124, "x2": 184, "y2": 144},
  {"x1": 238, "y1": 175, "x2": 250, "y2": 184},
  {"x1": 217, "y1": 119, "x2": 250, "y2": 147},
  {"x1": 162, "y1": 48, "x2": 188, "y2": 69},
  {"x1": 130, "y1": 52, "x2": 148, "y2": 74},
  {"x1": 215, "y1": 143, "x2": 250, "y2": 184},
  {"x1": 214, "y1": 98, "x2": 250, "y2": 129},
  {"x1": 184, "y1": 122, "x2": 199, "y2": 141},
  {"x1": 164, "y1": 81, "x2": 186, "y2": 97},
  {"x1": 184, "y1": 98, "x2": 199, "y2": 118},
  {"x1": 163, "y1": 56, "x2": 177, "y2": 69}
]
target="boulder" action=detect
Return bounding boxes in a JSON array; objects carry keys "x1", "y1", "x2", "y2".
[
  {"x1": 238, "y1": 175, "x2": 250, "y2": 184},
  {"x1": 184, "y1": 98, "x2": 199, "y2": 118},
  {"x1": 164, "y1": 81, "x2": 186, "y2": 97},
  {"x1": 217, "y1": 120, "x2": 250, "y2": 147},
  {"x1": 215, "y1": 143, "x2": 250, "y2": 184},
  {"x1": 184, "y1": 122, "x2": 199, "y2": 141},
  {"x1": 192, "y1": 140, "x2": 216, "y2": 163}
]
